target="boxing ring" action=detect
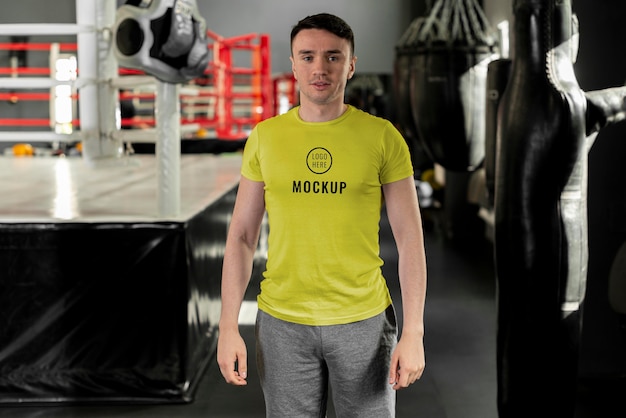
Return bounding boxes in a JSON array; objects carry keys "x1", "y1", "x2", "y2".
[
  {"x1": 0, "y1": 155, "x2": 244, "y2": 404},
  {"x1": 0, "y1": 0, "x2": 268, "y2": 405}
]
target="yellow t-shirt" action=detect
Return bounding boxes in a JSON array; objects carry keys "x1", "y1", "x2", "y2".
[{"x1": 241, "y1": 105, "x2": 414, "y2": 325}]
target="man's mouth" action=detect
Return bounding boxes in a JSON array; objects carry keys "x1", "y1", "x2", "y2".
[{"x1": 312, "y1": 80, "x2": 330, "y2": 87}]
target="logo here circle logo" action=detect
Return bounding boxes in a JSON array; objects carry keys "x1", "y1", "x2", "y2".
[{"x1": 306, "y1": 147, "x2": 333, "y2": 174}]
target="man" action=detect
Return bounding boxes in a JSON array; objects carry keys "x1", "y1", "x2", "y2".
[{"x1": 217, "y1": 12, "x2": 427, "y2": 417}]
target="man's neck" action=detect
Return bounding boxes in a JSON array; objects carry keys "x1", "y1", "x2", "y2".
[{"x1": 298, "y1": 102, "x2": 348, "y2": 122}]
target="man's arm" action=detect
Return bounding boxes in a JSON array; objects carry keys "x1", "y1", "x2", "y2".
[
  {"x1": 217, "y1": 177, "x2": 266, "y2": 385},
  {"x1": 382, "y1": 176, "x2": 427, "y2": 390}
]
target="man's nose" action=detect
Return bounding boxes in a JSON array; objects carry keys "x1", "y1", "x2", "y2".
[{"x1": 312, "y1": 58, "x2": 328, "y2": 74}]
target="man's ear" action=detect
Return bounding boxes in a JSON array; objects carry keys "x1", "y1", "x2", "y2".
[
  {"x1": 348, "y1": 55, "x2": 357, "y2": 80},
  {"x1": 290, "y1": 56, "x2": 298, "y2": 80}
]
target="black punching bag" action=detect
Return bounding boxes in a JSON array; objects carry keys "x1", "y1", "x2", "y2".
[
  {"x1": 410, "y1": 0, "x2": 497, "y2": 172},
  {"x1": 394, "y1": 18, "x2": 422, "y2": 145},
  {"x1": 484, "y1": 58, "x2": 512, "y2": 209},
  {"x1": 393, "y1": 18, "x2": 430, "y2": 172},
  {"x1": 494, "y1": 1, "x2": 587, "y2": 417}
]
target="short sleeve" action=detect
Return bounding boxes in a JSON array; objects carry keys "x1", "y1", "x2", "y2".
[
  {"x1": 379, "y1": 122, "x2": 414, "y2": 184},
  {"x1": 241, "y1": 126, "x2": 264, "y2": 182}
]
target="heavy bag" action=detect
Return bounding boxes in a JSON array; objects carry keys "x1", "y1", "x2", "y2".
[
  {"x1": 484, "y1": 58, "x2": 512, "y2": 208},
  {"x1": 394, "y1": 18, "x2": 424, "y2": 143},
  {"x1": 393, "y1": 53, "x2": 418, "y2": 147},
  {"x1": 411, "y1": 44, "x2": 493, "y2": 171},
  {"x1": 494, "y1": 1, "x2": 587, "y2": 416},
  {"x1": 409, "y1": 0, "x2": 497, "y2": 172},
  {"x1": 393, "y1": 17, "x2": 430, "y2": 171}
]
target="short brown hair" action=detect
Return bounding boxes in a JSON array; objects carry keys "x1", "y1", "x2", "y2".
[{"x1": 290, "y1": 13, "x2": 355, "y2": 56}]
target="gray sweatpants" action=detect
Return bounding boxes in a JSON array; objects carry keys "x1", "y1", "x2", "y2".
[{"x1": 255, "y1": 306, "x2": 398, "y2": 418}]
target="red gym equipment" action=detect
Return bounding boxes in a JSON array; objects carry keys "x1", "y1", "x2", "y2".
[{"x1": 0, "y1": 31, "x2": 297, "y2": 143}]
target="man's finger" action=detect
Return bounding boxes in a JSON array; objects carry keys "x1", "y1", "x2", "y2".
[{"x1": 235, "y1": 356, "x2": 248, "y2": 380}]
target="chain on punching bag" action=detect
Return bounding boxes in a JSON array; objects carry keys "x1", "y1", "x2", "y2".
[{"x1": 409, "y1": 0, "x2": 497, "y2": 172}]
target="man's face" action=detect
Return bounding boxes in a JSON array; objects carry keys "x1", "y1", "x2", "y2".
[{"x1": 290, "y1": 28, "x2": 356, "y2": 108}]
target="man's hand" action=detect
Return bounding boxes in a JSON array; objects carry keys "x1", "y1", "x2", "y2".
[
  {"x1": 388, "y1": 332, "x2": 425, "y2": 390},
  {"x1": 217, "y1": 328, "x2": 248, "y2": 385}
]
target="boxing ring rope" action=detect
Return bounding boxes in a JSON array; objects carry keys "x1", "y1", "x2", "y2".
[
  {"x1": 0, "y1": 36, "x2": 280, "y2": 143},
  {"x1": 0, "y1": 24, "x2": 92, "y2": 36},
  {"x1": 0, "y1": 78, "x2": 74, "y2": 89},
  {"x1": 0, "y1": 27, "x2": 82, "y2": 143}
]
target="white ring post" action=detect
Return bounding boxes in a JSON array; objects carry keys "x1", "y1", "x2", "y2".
[
  {"x1": 76, "y1": 0, "x2": 121, "y2": 164},
  {"x1": 156, "y1": 81, "x2": 181, "y2": 218}
]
